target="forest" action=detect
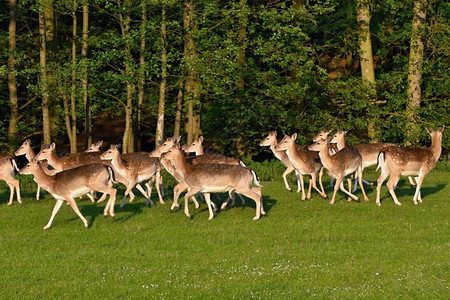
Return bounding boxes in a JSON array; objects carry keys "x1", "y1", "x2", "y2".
[{"x1": 1, "y1": 0, "x2": 448, "y2": 160}]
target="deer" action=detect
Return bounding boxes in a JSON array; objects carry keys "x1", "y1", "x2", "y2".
[
  {"x1": 329, "y1": 131, "x2": 417, "y2": 190},
  {"x1": 274, "y1": 133, "x2": 327, "y2": 201},
  {"x1": 0, "y1": 154, "x2": 21, "y2": 205},
  {"x1": 260, "y1": 131, "x2": 303, "y2": 192},
  {"x1": 308, "y1": 138, "x2": 369, "y2": 204},
  {"x1": 375, "y1": 127, "x2": 444, "y2": 206},
  {"x1": 182, "y1": 136, "x2": 246, "y2": 209},
  {"x1": 85, "y1": 140, "x2": 104, "y2": 152},
  {"x1": 19, "y1": 159, "x2": 117, "y2": 229},
  {"x1": 163, "y1": 144, "x2": 265, "y2": 220},
  {"x1": 100, "y1": 144, "x2": 164, "y2": 208},
  {"x1": 33, "y1": 143, "x2": 150, "y2": 204}
]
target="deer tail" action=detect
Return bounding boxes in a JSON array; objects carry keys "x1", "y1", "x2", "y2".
[{"x1": 250, "y1": 169, "x2": 263, "y2": 187}]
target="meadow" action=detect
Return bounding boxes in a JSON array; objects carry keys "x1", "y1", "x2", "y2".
[{"x1": 0, "y1": 162, "x2": 448, "y2": 299}]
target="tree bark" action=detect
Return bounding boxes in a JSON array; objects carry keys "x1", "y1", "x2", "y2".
[
  {"x1": 357, "y1": 0, "x2": 378, "y2": 142},
  {"x1": 82, "y1": 0, "x2": 91, "y2": 149},
  {"x1": 39, "y1": 2, "x2": 51, "y2": 144},
  {"x1": 183, "y1": 1, "x2": 200, "y2": 144},
  {"x1": 137, "y1": 1, "x2": 147, "y2": 151},
  {"x1": 8, "y1": 0, "x2": 19, "y2": 153},
  {"x1": 405, "y1": 0, "x2": 427, "y2": 146},
  {"x1": 156, "y1": 4, "x2": 167, "y2": 147},
  {"x1": 68, "y1": 0, "x2": 78, "y2": 153},
  {"x1": 174, "y1": 80, "x2": 184, "y2": 139}
]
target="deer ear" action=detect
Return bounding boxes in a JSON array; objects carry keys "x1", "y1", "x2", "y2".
[
  {"x1": 50, "y1": 143, "x2": 56, "y2": 150},
  {"x1": 175, "y1": 144, "x2": 181, "y2": 150},
  {"x1": 198, "y1": 136, "x2": 204, "y2": 143},
  {"x1": 439, "y1": 126, "x2": 445, "y2": 132},
  {"x1": 292, "y1": 133, "x2": 297, "y2": 140},
  {"x1": 174, "y1": 136, "x2": 181, "y2": 144},
  {"x1": 272, "y1": 131, "x2": 277, "y2": 137},
  {"x1": 426, "y1": 128, "x2": 432, "y2": 135},
  {"x1": 97, "y1": 140, "x2": 103, "y2": 146}
]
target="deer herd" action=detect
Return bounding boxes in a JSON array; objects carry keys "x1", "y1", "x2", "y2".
[{"x1": 0, "y1": 126, "x2": 445, "y2": 229}]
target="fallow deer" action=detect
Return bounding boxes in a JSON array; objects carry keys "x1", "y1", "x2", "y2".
[
  {"x1": 163, "y1": 144, "x2": 265, "y2": 220},
  {"x1": 0, "y1": 154, "x2": 21, "y2": 205},
  {"x1": 85, "y1": 140, "x2": 104, "y2": 152},
  {"x1": 100, "y1": 144, "x2": 164, "y2": 207},
  {"x1": 308, "y1": 138, "x2": 369, "y2": 204},
  {"x1": 376, "y1": 127, "x2": 444, "y2": 206},
  {"x1": 19, "y1": 159, "x2": 116, "y2": 229},
  {"x1": 259, "y1": 131, "x2": 302, "y2": 192},
  {"x1": 274, "y1": 133, "x2": 326, "y2": 200}
]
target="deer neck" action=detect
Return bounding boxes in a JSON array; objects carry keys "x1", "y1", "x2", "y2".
[
  {"x1": 317, "y1": 146, "x2": 334, "y2": 169},
  {"x1": 32, "y1": 165, "x2": 55, "y2": 191},
  {"x1": 284, "y1": 142, "x2": 299, "y2": 159},
  {"x1": 430, "y1": 134, "x2": 443, "y2": 162},
  {"x1": 335, "y1": 137, "x2": 346, "y2": 151},
  {"x1": 25, "y1": 148, "x2": 36, "y2": 161},
  {"x1": 45, "y1": 151, "x2": 65, "y2": 171},
  {"x1": 172, "y1": 151, "x2": 190, "y2": 178},
  {"x1": 195, "y1": 147, "x2": 204, "y2": 156},
  {"x1": 270, "y1": 141, "x2": 285, "y2": 160},
  {"x1": 109, "y1": 153, "x2": 128, "y2": 175}
]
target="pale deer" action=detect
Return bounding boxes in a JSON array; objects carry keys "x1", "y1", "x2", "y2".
[
  {"x1": 163, "y1": 144, "x2": 265, "y2": 220},
  {"x1": 308, "y1": 139, "x2": 369, "y2": 204},
  {"x1": 100, "y1": 144, "x2": 164, "y2": 207},
  {"x1": 183, "y1": 136, "x2": 246, "y2": 209},
  {"x1": 85, "y1": 140, "x2": 104, "y2": 152},
  {"x1": 33, "y1": 143, "x2": 141, "y2": 203},
  {"x1": 259, "y1": 131, "x2": 302, "y2": 192},
  {"x1": 14, "y1": 139, "x2": 44, "y2": 201},
  {"x1": 19, "y1": 159, "x2": 117, "y2": 229},
  {"x1": 0, "y1": 154, "x2": 21, "y2": 205},
  {"x1": 376, "y1": 127, "x2": 444, "y2": 206},
  {"x1": 274, "y1": 133, "x2": 326, "y2": 201},
  {"x1": 330, "y1": 131, "x2": 415, "y2": 190}
]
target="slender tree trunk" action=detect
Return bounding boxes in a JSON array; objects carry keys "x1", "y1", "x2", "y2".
[
  {"x1": 136, "y1": 1, "x2": 147, "y2": 151},
  {"x1": 183, "y1": 1, "x2": 199, "y2": 144},
  {"x1": 39, "y1": 2, "x2": 51, "y2": 144},
  {"x1": 8, "y1": 0, "x2": 19, "y2": 153},
  {"x1": 357, "y1": 0, "x2": 378, "y2": 142},
  {"x1": 405, "y1": 0, "x2": 427, "y2": 146},
  {"x1": 174, "y1": 80, "x2": 183, "y2": 138},
  {"x1": 156, "y1": 4, "x2": 167, "y2": 147},
  {"x1": 119, "y1": 0, "x2": 135, "y2": 153},
  {"x1": 68, "y1": 0, "x2": 78, "y2": 153},
  {"x1": 82, "y1": 0, "x2": 91, "y2": 149}
]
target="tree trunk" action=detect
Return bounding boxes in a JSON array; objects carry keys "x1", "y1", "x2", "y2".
[
  {"x1": 137, "y1": 1, "x2": 147, "y2": 151},
  {"x1": 174, "y1": 80, "x2": 183, "y2": 139},
  {"x1": 183, "y1": 1, "x2": 200, "y2": 144},
  {"x1": 82, "y1": 0, "x2": 91, "y2": 149},
  {"x1": 68, "y1": 0, "x2": 78, "y2": 153},
  {"x1": 357, "y1": 0, "x2": 378, "y2": 142},
  {"x1": 405, "y1": 0, "x2": 427, "y2": 146},
  {"x1": 8, "y1": 0, "x2": 19, "y2": 153},
  {"x1": 119, "y1": 0, "x2": 135, "y2": 153},
  {"x1": 156, "y1": 4, "x2": 167, "y2": 147},
  {"x1": 39, "y1": 2, "x2": 51, "y2": 144}
]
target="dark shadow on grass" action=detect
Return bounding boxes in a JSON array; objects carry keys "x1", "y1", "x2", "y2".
[{"x1": 376, "y1": 181, "x2": 447, "y2": 205}]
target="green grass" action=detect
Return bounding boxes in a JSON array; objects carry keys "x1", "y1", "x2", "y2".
[{"x1": 0, "y1": 165, "x2": 448, "y2": 299}]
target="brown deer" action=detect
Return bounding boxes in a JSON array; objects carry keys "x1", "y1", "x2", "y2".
[
  {"x1": 376, "y1": 127, "x2": 444, "y2": 206},
  {"x1": 330, "y1": 131, "x2": 415, "y2": 190},
  {"x1": 100, "y1": 144, "x2": 164, "y2": 208},
  {"x1": 19, "y1": 159, "x2": 116, "y2": 229},
  {"x1": 0, "y1": 154, "x2": 21, "y2": 205},
  {"x1": 182, "y1": 136, "x2": 246, "y2": 209},
  {"x1": 259, "y1": 131, "x2": 302, "y2": 192},
  {"x1": 163, "y1": 144, "x2": 265, "y2": 220},
  {"x1": 274, "y1": 133, "x2": 326, "y2": 201},
  {"x1": 85, "y1": 140, "x2": 104, "y2": 152},
  {"x1": 309, "y1": 138, "x2": 369, "y2": 204}
]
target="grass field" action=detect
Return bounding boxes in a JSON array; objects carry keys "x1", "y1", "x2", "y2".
[{"x1": 0, "y1": 164, "x2": 448, "y2": 299}]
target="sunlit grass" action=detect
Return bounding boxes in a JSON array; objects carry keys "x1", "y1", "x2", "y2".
[{"x1": 0, "y1": 164, "x2": 448, "y2": 299}]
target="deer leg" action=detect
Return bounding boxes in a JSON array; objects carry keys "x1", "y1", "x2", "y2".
[
  {"x1": 306, "y1": 175, "x2": 312, "y2": 199},
  {"x1": 357, "y1": 167, "x2": 369, "y2": 201},
  {"x1": 386, "y1": 175, "x2": 402, "y2": 206},
  {"x1": 171, "y1": 182, "x2": 185, "y2": 211},
  {"x1": 183, "y1": 189, "x2": 198, "y2": 218},
  {"x1": 318, "y1": 167, "x2": 326, "y2": 195},
  {"x1": 96, "y1": 193, "x2": 107, "y2": 203},
  {"x1": 86, "y1": 193, "x2": 96, "y2": 203},
  {"x1": 238, "y1": 192, "x2": 246, "y2": 206},
  {"x1": 43, "y1": 199, "x2": 65, "y2": 230},
  {"x1": 203, "y1": 193, "x2": 215, "y2": 220},
  {"x1": 282, "y1": 165, "x2": 294, "y2": 191},
  {"x1": 299, "y1": 173, "x2": 306, "y2": 200},
  {"x1": 408, "y1": 176, "x2": 417, "y2": 186},
  {"x1": 347, "y1": 177, "x2": 353, "y2": 202},
  {"x1": 6, "y1": 182, "x2": 15, "y2": 206},
  {"x1": 36, "y1": 184, "x2": 41, "y2": 201},
  {"x1": 154, "y1": 171, "x2": 165, "y2": 204},
  {"x1": 414, "y1": 177, "x2": 422, "y2": 202},
  {"x1": 136, "y1": 184, "x2": 155, "y2": 206},
  {"x1": 295, "y1": 170, "x2": 301, "y2": 193},
  {"x1": 66, "y1": 197, "x2": 89, "y2": 228},
  {"x1": 339, "y1": 180, "x2": 359, "y2": 202},
  {"x1": 120, "y1": 181, "x2": 136, "y2": 208},
  {"x1": 376, "y1": 169, "x2": 390, "y2": 206},
  {"x1": 330, "y1": 176, "x2": 343, "y2": 204},
  {"x1": 412, "y1": 174, "x2": 425, "y2": 205},
  {"x1": 310, "y1": 173, "x2": 327, "y2": 199},
  {"x1": 238, "y1": 188, "x2": 262, "y2": 220}
]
